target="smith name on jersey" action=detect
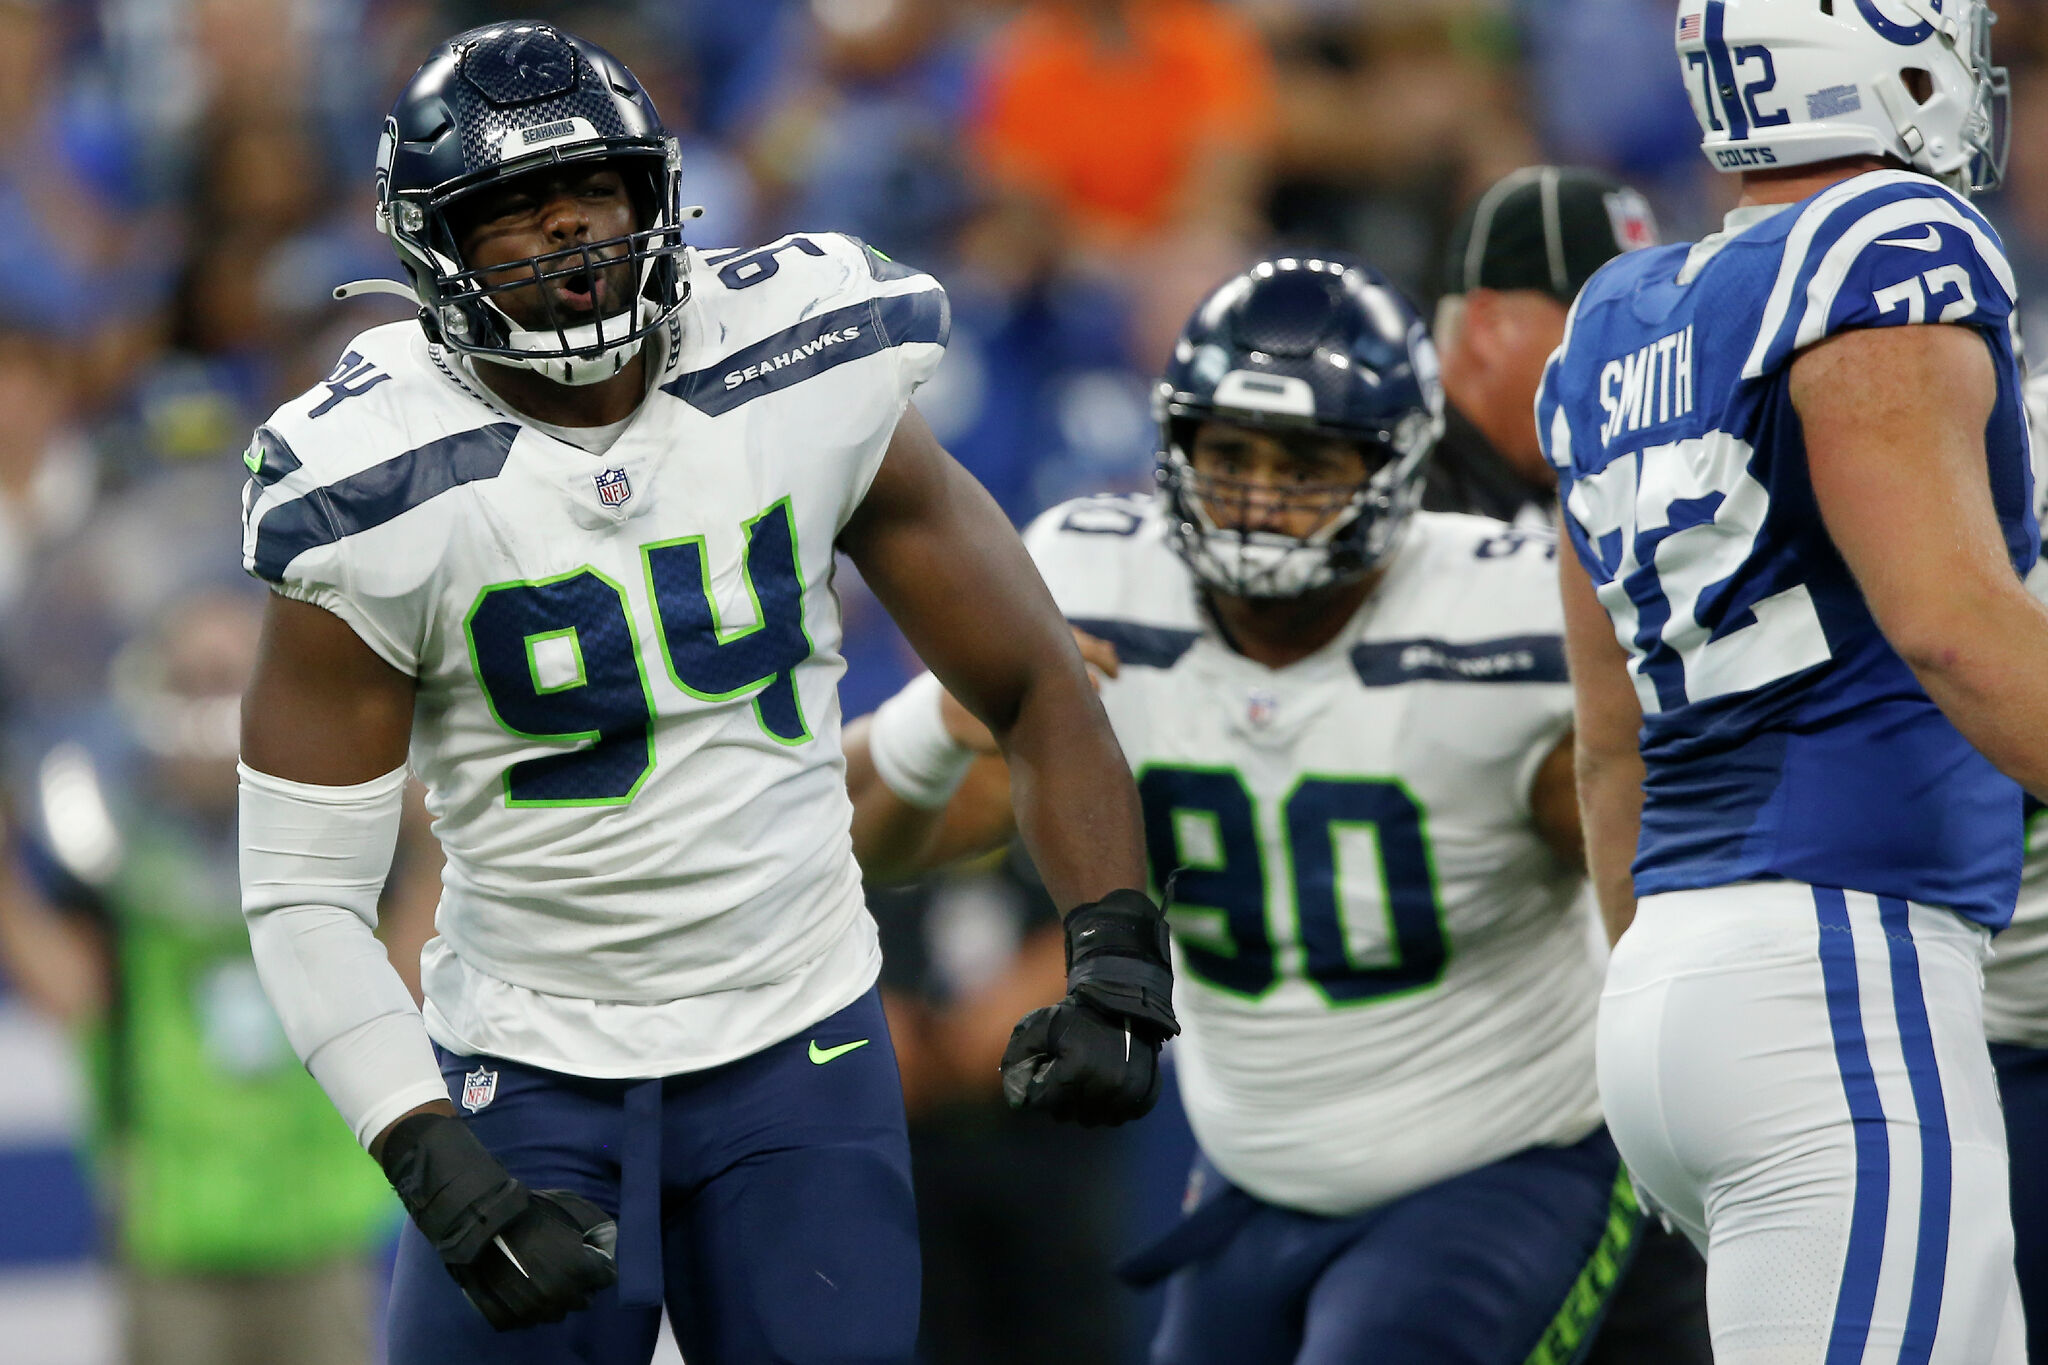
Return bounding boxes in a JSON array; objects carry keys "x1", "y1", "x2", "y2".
[
  {"x1": 239, "y1": 232, "x2": 947, "y2": 1076},
  {"x1": 1024, "y1": 497, "x2": 1603, "y2": 1216},
  {"x1": 1538, "y1": 171, "x2": 2034, "y2": 927}
]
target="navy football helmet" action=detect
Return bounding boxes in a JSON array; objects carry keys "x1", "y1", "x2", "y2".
[
  {"x1": 1156, "y1": 256, "x2": 1444, "y2": 599},
  {"x1": 350, "y1": 22, "x2": 695, "y2": 385}
]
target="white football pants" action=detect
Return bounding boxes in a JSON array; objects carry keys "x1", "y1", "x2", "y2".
[{"x1": 1599, "y1": 882, "x2": 2026, "y2": 1364}]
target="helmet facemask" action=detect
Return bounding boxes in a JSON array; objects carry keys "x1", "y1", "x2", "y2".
[
  {"x1": 1958, "y1": 1, "x2": 2010, "y2": 191},
  {"x1": 384, "y1": 140, "x2": 696, "y2": 385},
  {"x1": 1159, "y1": 412, "x2": 1433, "y2": 600}
]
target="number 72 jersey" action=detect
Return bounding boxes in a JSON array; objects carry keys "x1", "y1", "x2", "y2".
[{"x1": 1539, "y1": 170, "x2": 2034, "y2": 927}]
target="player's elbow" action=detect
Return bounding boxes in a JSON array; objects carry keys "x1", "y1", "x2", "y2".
[
  {"x1": 1574, "y1": 737, "x2": 1643, "y2": 799},
  {"x1": 992, "y1": 644, "x2": 1088, "y2": 745},
  {"x1": 1885, "y1": 624, "x2": 1972, "y2": 681},
  {"x1": 1875, "y1": 575, "x2": 2022, "y2": 684}
]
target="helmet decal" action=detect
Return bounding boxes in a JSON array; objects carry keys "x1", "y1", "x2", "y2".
[
  {"x1": 1855, "y1": 0, "x2": 1937, "y2": 47},
  {"x1": 459, "y1": 25, "x2": 581, "y2": 103},
  {"x1": 1678, "y1": 0, "x2": 2007, "y2": 193}
]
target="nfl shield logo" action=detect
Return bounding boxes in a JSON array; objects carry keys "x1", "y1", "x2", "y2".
[
  {"x1": 460, "y1": 1067, "x2": 499, "y2": 1113},
  {"x1": 1603, "y1": 188, "x2": 1660, "y2": 253},
  {"x1": 594, "y1": 467, "x2": 632, "y2": 507},
  {"x1": 1247, "y1": 689, "x2": 1279, "y2": 728}
]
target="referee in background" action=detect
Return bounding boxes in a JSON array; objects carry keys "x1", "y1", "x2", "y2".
[
  {"x1": 1425, "y1": 164, "x2": 1659, "y2": 526},
  {"x1": 1427, "y1": 164, "x2": 1713, "y2": 1364}
]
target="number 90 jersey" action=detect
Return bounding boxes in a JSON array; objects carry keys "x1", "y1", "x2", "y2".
[
  {"x1": 239, "y1": 233, "x2": 947, "y2": 1077},
  {"x1": 1539, "y1": 170, "x2": 2034, "y2": 928},
  {"x1": 1025, "y1": 498, "x2": 1602, "y2": 1216}
]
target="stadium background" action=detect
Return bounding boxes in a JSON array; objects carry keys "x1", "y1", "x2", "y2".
[{"x1": 1, "y1": 0, "x2": 2046, "y2": 1361}]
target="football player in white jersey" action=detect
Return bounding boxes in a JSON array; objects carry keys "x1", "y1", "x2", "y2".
[
  {"x1": 849, "y1": 255, "x2": 1642, "y2": 1364},
  {"x1": 1984, "y1": 369, "x2": 2048, "y2": 1361},
  {"x1": 233, "y1": 23, "x2": 1177, "y2": 1364},
  {"x1": 1544, "y1": 0, "x2": 2037, "y2": 1358}
]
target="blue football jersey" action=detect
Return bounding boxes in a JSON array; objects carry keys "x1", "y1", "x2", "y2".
[{"x1": 1538, "y1": 170, "x2": 2034, "y2": 928}]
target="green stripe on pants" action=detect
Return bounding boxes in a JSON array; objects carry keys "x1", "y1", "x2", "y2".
[{"x1": 1523, "y1": 1166, "x2": 1644, "y2": 1365}]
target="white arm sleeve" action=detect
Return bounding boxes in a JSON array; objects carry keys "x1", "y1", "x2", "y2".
[{"x1": 239, "y1": 762, "x2": 450, "y2": 1148}]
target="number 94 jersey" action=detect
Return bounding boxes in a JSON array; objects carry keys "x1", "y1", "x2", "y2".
[
  {"x1": 1024, "y1": 498, "x2": 1602, "y2": 1216},
  {"x1": 239, "y1": 233, "x2": 947, "y2": 1077},
  {"x1": 1538, "y1": 170, "x2": 2034, "y2": 928}
]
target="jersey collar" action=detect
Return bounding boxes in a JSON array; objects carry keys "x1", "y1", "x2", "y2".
[{"x1": 1676, "y1": 202, "x2": 1795, "y2": 285}]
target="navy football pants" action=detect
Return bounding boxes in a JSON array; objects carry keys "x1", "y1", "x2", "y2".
[
  {"x1": 1992, "y1": 1041, "x2": 2048, "y2": 1365},
  {"x1": 1137, "y1": 1128, "x2": 1638, "y2": 1365},
  {"x1": 386, "y1": 988, "x2": 918, "y2": 1365}
]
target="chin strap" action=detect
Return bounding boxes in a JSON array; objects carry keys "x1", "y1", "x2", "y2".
[{"x1": 333, "y1": 278, "x2": 423, "y2": 304}]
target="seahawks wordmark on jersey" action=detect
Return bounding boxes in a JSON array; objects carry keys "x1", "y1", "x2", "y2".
[
  {"x1": 1539, "y1": 170, "x2": 2034, "y2": 927},
  {"x1": 1025, "y1": 498, "x2": 1601, "y2": 1216},
  {"x1": 240, "y1": 233, "x2": 947, "y2": 1077}
]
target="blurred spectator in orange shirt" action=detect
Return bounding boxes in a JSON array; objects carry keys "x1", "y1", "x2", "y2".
[{"x1": 970, "y1": 0, "x2": 1277, "y2": 253}]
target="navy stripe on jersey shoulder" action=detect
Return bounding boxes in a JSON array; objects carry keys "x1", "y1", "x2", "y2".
[
  {"x1": 251, "y1": 422, "x2": 518, "y2": 582},
  {"x1": 876, "y1": 283, "x2": 948, "y2": 349},
  {"x1": 245, "y1": 425, "x2": 302, "y2": 487},
  {"x1": 1351, "y1": 634, "x2": 1566, "y2": 686},
  {"x1": 662, "y1": 287, "x2": 947, "y2": 417},
  {"x1": 1068, "y1": 617, "x2": 1200, "y2": 670}
]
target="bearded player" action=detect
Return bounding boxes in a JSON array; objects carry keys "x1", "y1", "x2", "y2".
[
  {"x1": 849, "y1": 256, "x2": 1637, "y2": 1363},
  {"x1": 235, "y1": 22, "x2": 1173, "y2": 1364},
  {"x1": 1544, "y1": 0, "x2": 2034, "y2": 1356}
]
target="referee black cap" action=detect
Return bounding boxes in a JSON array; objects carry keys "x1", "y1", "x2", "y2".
[{"x1": 1443, "y1": 165, "x2": 1660, "y2": 304}]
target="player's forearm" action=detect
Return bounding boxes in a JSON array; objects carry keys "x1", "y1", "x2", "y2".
[
  {"x1": 0, "y1": 869, "x2": 108, "y2": 1026},
  {"x1": 997, "y1": 664, "x2": 1146, "y2": 910},
  {"x1": 844, "y1": 714, "x2": 955, "y2": 881},
  {"x1": 241, "y1": 763, "x2": 451, "y2": 1147},
  {"x1": 1891, "y1": 579, "x2": 2048, "y2": 800},
  {"x1": 1558, "y1": 534, "x2": 1644, "y2": 940},
  {"x1": 1576, "y1": 741, "x2": 1644, "y2": 942},
  {"x1": 845, "y1": 686, "x2": 1022, "y2": 880}
]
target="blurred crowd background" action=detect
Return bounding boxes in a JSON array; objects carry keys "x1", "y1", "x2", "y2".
[{"x1": 3, "y1": 0, "x2": 2048, "y2": 1362}]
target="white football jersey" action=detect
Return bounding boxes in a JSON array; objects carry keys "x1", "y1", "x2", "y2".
[
  {"x1": 240, "y1": 233, "x2": 947, "y2": 1078},
  {"x1": 1023, "y1": 498, "x2": 1603, "y2": 1215},
  {"x1": 1984, "y1": 368, "x2": 2048, "y2": 1048}
]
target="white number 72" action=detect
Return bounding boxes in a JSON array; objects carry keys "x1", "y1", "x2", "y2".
[{"x1": 1873, "y1": 265, "x2": 1977, "y2": 324}]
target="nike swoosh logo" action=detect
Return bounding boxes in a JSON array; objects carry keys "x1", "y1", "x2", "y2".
[
  {"x1": 1875, "y1": 225, "x2": 1944, "y2": 252},
  {"x1": 809, "y1": 1038, "x2": 871, "y2": 1065}
]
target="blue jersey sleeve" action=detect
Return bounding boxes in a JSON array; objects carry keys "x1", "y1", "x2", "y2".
[
  {"x1": 1536, "y1": 354, "x2": 1573, "y2": 478},
  {"x1": 1741, "y1": 174, "x2": 2015, "y2": 380}
]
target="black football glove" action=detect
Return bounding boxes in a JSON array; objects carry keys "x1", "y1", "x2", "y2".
[
  {"x1": 1001, "y1": 888, "x2": 1179, "y2": 1126},
  {"x1": 378, "y1": 1112, "x2": 618, "y2": 1331}
]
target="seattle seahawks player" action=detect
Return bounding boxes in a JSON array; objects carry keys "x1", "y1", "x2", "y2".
[
  {"x1": 1984, "y1": 369, "x2": 2048, "y2": 1362},
  {"x1": 1543, "y1": 0, "x2": 2034, "y2": 1358},
  {"x1": 849, "y1": 257, "x2": 1642, "y2": 1364},
  {"x1": 234, "y1": 23, "x2": 1170, "y2": 1365}
]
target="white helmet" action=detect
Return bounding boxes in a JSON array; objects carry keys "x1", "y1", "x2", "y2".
[{"x1": 1675, "y1": 0, "x2": 2008, "y2": 193}]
